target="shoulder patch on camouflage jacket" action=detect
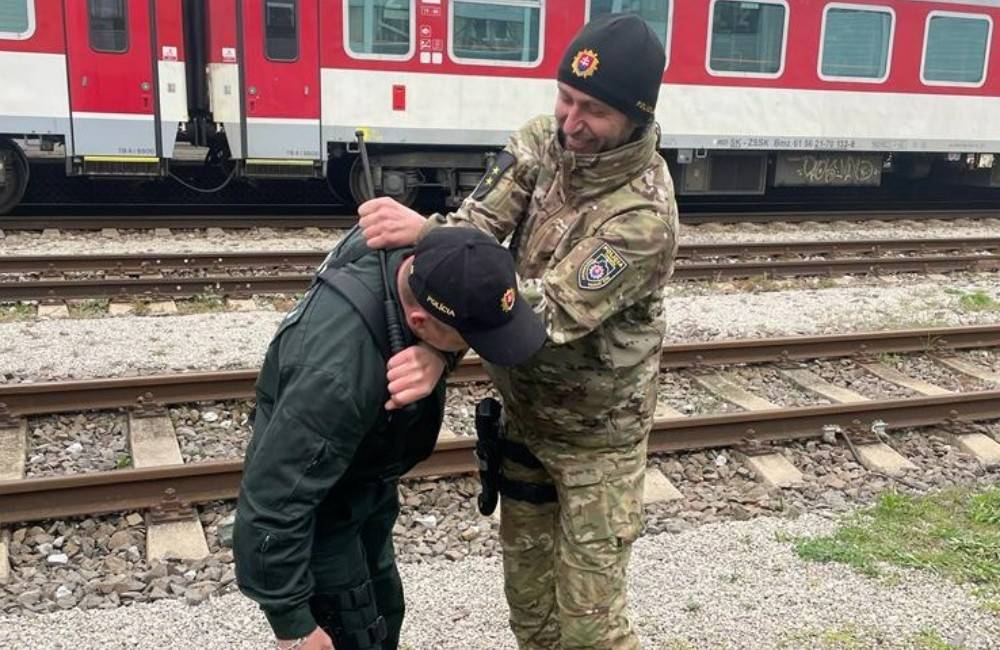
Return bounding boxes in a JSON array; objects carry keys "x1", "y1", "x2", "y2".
[
  {"x1": 576, "y1": 242, "x2": 629, "y2": 290},
  {"x1": 471, "y1": 150, "x2": 517, "y2": 201}
]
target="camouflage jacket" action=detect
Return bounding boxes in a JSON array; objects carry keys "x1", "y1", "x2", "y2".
[{"x1": 422, "y1": 115, "x2": 678, "y2": 445}]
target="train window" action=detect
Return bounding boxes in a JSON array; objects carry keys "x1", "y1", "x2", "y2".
[
  {"x1": 450, "y1": 0, "x2": 543, "y2": 66},
  {"x1": 345, "y1": 0, "x2": 413, "y2": 59},
  {"x1": 88, "y1": 0, "x2": 128, "y2": 53},
  {"x1": 265, "y1": 0, "x2": 298, "y2": 61},
  {"x1": 922, "y1": 12, "x2": 992, "y2": 86},
  {"x1": 588, "y1": 1, "x2": 670, "y2": 49},
  {"x1": 707, "y1": 0, "x2": 787, "y2": 77},
  {"x1": 820, "y1": 6, "x2": 893, "y2": 82},
  {"x1": 0, "y1": 0, "x2": 35, "y2": 40}
]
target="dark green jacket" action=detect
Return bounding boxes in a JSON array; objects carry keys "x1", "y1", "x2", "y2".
[{"x1": 234, "y1": 233, "x2": 445, "y2": 638}]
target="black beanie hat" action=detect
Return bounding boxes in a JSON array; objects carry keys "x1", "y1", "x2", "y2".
[{"x1": 557, "y1": 13, "x2": 665, "y2": 125}]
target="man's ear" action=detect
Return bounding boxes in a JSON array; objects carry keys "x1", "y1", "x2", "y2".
[{"x1": 407, "y1": 308, "x2": 428, "y2": 330}]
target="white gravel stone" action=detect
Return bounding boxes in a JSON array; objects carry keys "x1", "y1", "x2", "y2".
[
  {"x1": 3, "y1": 218, "x2": 1000, "y2": 257},
  {"x1": 661, "y1": 274, "x2": 1000, "y2": 343},
  {"x1": 0, "y1": 312, "x2": 282, "y2": 381},
  {"x1": 681, "y1": 217, "x2": 1000, "y2": 244},
  {"x1": 2, "y1": 274, "x2": 999, "y2": 382},
  {"x1": 0, "y1": 228, "x2": 344, "y2": 256},
  {"x1": 2, "y1": 514, "x2": 996, "y2": 649}
]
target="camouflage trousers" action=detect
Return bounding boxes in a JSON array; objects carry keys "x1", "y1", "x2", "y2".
[{"x1": 499, "y1": 424, "x2": 647, "y2": 650}]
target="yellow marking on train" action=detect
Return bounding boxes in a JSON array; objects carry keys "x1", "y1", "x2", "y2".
[
  {"x1": 246, "y1": 158, "x2": 315, "y2": 166},
  {"x1": 83, "y1": 156, "x2": 159, "y2": 163}
]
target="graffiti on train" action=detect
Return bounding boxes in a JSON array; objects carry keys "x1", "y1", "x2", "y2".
[{"x1": 774, "y1": 153, "x2": 883, "y2": 187}]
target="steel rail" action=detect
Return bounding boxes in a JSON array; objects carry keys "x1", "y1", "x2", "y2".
[
  {"x1": 671, "y1": 253, "x2": 1000, "y2": 280},
  {"x1": 4, "y1": 238, "x2": 1000, "y2": 273},
  {"x1": 0, "y1": 214, "x2": 359, "y2": 230},
  {"x1": 0, "y1": 251, "x2": 330, "y2": 274},
  {"x1": 3, "y1": 208, "x2": 1000, "y2": 230},
  {"x1": 3, "y1": 389, "x2": 999, "y2": 524},
  {"x1": 656, "y1": 324, "x2": 1000, "y2": 369},
  {"x1": 1, "y1": 325, "x2": 998, "y2": 417},
  {"x1": 677, "y1": 237, "x2": 1000, "y2": 258},
  {"x1": 679, "y1": 208, "x2": 1000, "y2": 225},
  {"x1": 3, "y1": 254, "x2": 999, "y2": 300}
]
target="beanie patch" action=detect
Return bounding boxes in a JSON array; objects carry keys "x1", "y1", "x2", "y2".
[
  {"x1": 570, "y1": 49, "x2": 600, "y2": 79},
  {"x1": 557, "y1": 14, "x2": 666, "y2": 124}
]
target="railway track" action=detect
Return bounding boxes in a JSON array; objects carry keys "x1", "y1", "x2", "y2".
[
  {"x1": 3, "y1": 208, "x2": 1000, "y2": 231},
  {"x1": 2, "y1": 324, "x2": 1000, "y2": 524},
  {"x1": 3, "y1": 239, "x2": 999, "y2": 301}
]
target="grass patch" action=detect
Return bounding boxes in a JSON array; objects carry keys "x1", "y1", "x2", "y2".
[
  {"x1": 67, "y1": 299, "x2": 108, "y2": 318},
  {"x1": 874, "y1": 352, "x2": 902, "y2": 366},
  {"x1": 794, "y1": 488, "x2": 1000, "y2": 596},
  {"x1": 115, "y1": 454, "x2": 132, "y2": 469},
  {"x1": 910, "y1": 629, "x2": 966, "y2": 649},
  {"x1": 945, "y1": 288, "x2": 999, "y2": 312},
  {"x1": 270, "y1": 293, "x2": 304, "y2": 312},
  {"x1": 0, "y1": 302, "x2": 35, "y2": 322},
  {"x1": 731, "y1": 275, "x2": 785, "y2": 293},
  {"x1": 779, "y1": 625, "x2": 870, "y2": 649},
  {"x1": 177, "y1": 292, "x2": 226, "y2": 315}
]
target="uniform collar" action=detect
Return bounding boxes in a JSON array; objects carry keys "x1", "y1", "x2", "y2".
[
  {"x1": 386, "y1": 247, "x2": 416, "y2": 347},
  {"x1": 550, "y1": 121, "x2": 659, "y2": 200}
]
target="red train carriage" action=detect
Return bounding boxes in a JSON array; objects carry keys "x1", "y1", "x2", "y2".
[{"x1": 1, "y1": 0, "x2": 999, "y2": 214}]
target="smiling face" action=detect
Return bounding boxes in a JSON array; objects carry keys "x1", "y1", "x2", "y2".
[{"x1": 555, "y1": 82, "x2": 635, "y2": 155}]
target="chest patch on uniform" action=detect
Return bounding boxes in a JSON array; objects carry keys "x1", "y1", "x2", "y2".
[
  {"x1": 577, "y1": 243, "x2": 629, "y2": 291},
  {"x1": 471, "y1": 150, "x2": 516, "y2": 201}
]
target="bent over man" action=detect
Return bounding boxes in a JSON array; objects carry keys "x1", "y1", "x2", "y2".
[
  {"x1": 358, "y1": 14, "x2": 678, "y2": 649},
  {"x1": 234, "y1": 227, "x2": 545, "y2": 650}
]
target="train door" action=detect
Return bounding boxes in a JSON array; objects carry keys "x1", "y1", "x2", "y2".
[
  {"x1": 239, "y1": 0, "x2": 321, "y2": 166},
  {"x1": 63, "y1": 0, "x2": 160, "y2": 161}
]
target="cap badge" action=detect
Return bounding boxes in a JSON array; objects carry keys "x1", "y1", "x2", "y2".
[
  {"x1": 500, "y1": 288, "x2": 516, "y2": 313},
  {"x1": 570, "y1": 49, "x2": 599, "y2": 79}
]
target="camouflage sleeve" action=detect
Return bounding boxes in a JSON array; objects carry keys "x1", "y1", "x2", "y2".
[
  {"x1": 541, "y1": 208, "x2": 678, "y2": 345},
  {"x1": 418, "y1": 115, "x2": 549, "y2": 243}
]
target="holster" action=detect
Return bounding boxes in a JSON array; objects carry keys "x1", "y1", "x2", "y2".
[
  {"x1": 474, "y1": 398, "x2": 503, "y2": 515},
  {"x1": 474, "y1": 398, "x2": 557, "y2": 515},
  {"x1": 310, "y1": 581, "x2": 388, "y2": 650}
]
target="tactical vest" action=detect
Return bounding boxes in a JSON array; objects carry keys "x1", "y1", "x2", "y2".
[{"x1": 314, "y1": 228, "x2": 444, "y2": 483}]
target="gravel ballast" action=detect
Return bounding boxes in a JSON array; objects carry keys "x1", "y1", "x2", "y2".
[
  {"x1": 0, "y1": 311, "x2": 282, "y2": 381},
  {"x1": 1, "y1": 512, "x2": 997, "y2": 649},
  {"x1": 0, "y1": 227, "x2": 344, "y2": 256},
  {"x1": 3, "y1": 217, "x2": 1000, "y2": 256},
  {"x1": 4, "y1": 277, "x2": 1000, "y2": 382}
]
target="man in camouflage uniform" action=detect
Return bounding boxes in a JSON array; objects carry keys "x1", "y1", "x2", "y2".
[{"x1": 359, "y1": 14, "x2": 677, "y2": 649}]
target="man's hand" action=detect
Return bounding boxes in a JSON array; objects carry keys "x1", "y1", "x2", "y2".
[
  {"x1": 276, "y1": 626, "x2": 334, "y2": 650},
  {"x1": 385, "y1": 343, "x2": 446, "y2": 410},
  {"x1": 358, "y1": 197, "x2": 426, "y2": 249}
]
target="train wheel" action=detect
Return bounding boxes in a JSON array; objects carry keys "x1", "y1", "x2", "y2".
[
  {"x1": 0, "y1": 142, "x2": 29, "y2": 215},
  {"x1": 348, "y1": 157, "x2": 419, "y2": 208}
]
